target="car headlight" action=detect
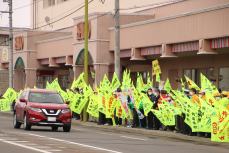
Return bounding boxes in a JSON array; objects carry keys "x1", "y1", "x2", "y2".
[
  {"x1": 28, "y1": 107, "x2": 42, "y2": 113},
  {"x1": 61, "y1": 108, "x2": 71, "y2": 114}
]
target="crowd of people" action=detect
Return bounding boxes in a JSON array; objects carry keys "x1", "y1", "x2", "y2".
[
  {"x1": 0, "y1": 71, "x2": 228, "y2": 142},
  {"x1": 72, "y1": 85, "x2": 228, "y2": 140}
]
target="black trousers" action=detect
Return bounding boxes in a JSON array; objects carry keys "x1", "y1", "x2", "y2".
[
  {"x1": 175, "y1": 115, "x2": 184, "y2": 132},
  {"x1": 152, "y1": 113, "x2": 161, "y2": 130},
  {"x1": 98, "y1": 112, "x2": 106, "y2": 125},
  {"x1": 139, "y1": 109, "x2": 146, "y2": 128},
  {"x1": 147, "y1": 111, "x2": 154, "y2": 129},
  {"x1": 132, "y1": 109, "x2": 139, "y2": 127}
]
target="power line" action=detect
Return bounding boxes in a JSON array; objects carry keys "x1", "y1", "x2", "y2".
[
  {"x1": 0, "y1": 0, "x2": 96, "y2": 45},
  {"x1": 13, "y1": 0, "x2": 43, "y2": 11}
]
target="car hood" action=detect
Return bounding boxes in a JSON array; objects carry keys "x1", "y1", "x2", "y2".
[{"x1": 27, "y1": 102, "x2": 69, "y2": 109}]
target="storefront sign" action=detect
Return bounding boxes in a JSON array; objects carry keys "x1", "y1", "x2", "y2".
[
  {"x1": 75, "y1": 21, "x2": 91, "y2": 41},
  {"x1": 1, "y1": 47, "x2": 8, "y2": 62},
  {"x1": 15, "y1": 36, "x2": 24, "y2": 50}
]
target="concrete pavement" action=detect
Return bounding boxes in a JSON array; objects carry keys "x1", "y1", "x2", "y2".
[{"x1": 0, "y1": 112, "x2": 228, "y2": 153}]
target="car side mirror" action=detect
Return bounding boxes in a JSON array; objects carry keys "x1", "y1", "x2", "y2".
[
  {"x1": 20, "y1": 98, "x2": 27, "y2": 103},
  {"x1": 65, "y1": 101, "x2": 70, "y2": 105}
]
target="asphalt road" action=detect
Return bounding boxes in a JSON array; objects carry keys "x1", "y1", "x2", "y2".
[{"x1": 0, "y1": 115, "x2": 228, "y2": 153}]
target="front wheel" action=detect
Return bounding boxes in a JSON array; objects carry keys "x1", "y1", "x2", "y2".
[
  {"x1": 23, "y1": 115, "x2": 31, "y2": 131},
  {"x1": 13, "y1": 113, "x2": 21, "y2": 129},
  {"x1": 63, "y1": 125, "x2": 71, "y2": 132}
]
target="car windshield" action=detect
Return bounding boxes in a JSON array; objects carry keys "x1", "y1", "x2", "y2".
[{"x1": 28, "y1": 92, "x2": 64, "y2": 104}]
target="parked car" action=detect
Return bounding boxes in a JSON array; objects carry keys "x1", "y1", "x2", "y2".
[{"x1": 13, "y1": 89, "x2": 72, "y2": 132}]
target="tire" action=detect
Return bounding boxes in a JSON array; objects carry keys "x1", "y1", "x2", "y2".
[
  {"x1": 63, "y1": 125, "x2": 71, "y2": 132},
  {"x1": 51, "y1": 126, "x2": 58, "y2": 132},
  {"x1": 13, "y1": 113, "x2": 21, "y2": 129},
  {"x1": 23, "y1": 115, "x2": 31, "y2": 131}
]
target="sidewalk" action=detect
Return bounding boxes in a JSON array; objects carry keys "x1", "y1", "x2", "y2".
[
  {"x1": 72, "y1": 120, "x2": 229, "y2": 148},
  {"x1": 1, "y1": 112, "x2": 228, "y2": 148}
]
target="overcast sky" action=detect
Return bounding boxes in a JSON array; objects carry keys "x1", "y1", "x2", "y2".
[
  {"x1": 0, "y1": 0, "x2": 31, "y2": 28},
  {"x1": 0, "y1": 0, "x2": 170, "y2": 28}
]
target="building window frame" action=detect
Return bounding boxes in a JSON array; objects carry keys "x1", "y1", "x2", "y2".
[{"x1": 43, "y1": 0, "x2": 56, "y2": 8}]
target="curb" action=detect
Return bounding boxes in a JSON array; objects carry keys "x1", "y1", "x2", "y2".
[{"x1": 72, "y1": 120, "x2": 229, "y2": 149}]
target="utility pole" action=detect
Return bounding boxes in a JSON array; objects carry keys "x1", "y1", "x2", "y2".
[
  {"x1": 114, "y1": 0, "x2": 120, "y2": 79},
  {"x1": 8, "y1": 0, "x2": 13, "y2": 88},
  {"x1": 1, "y1": 0, "x2": 14, "y2": 88},
  {"x1": 83, "y1": 0, "x2": 89, "y2": 122}
]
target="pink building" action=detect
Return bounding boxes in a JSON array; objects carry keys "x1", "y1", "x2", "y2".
[{"x1": 0, "y1": 0, "x2": 229, "y2": 91}]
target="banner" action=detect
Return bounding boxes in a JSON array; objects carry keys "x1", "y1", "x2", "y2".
[
  {"x1": 152, "y1": 59, "x2": 161, "y2": 75},
  {"x1": 87, "y1": 94, "x2": 99, "y2": 118},
  {"x1": 0, "y1": 99, "x2": 11, "y2": 112},
  {"x1": 3, "y1": 88, "x2": 18, "y2": 103}
]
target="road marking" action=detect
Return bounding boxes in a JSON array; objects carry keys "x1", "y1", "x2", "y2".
[
  {"x1": 25, "y1": 133, "x2": 123, "y2": 153},
  {"x1": 12, "y1": 141, "x2": 29, "y2": 143},
  {"x1": 46, "y1": 149, "x2": 62, "y2": 152},
  {"x1": 0, "y1": 138, "x2": 52, "y2": 153},
  {"x1": 121, "y1": 135, "x2": 147, "y2": 141}
]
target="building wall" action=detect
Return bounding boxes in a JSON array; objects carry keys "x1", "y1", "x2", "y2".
[
  {"x1": 139, "y1": 0, "x2": 229, "y2": 19},
  {"x1": 0, "y1": 70, "x2": 8, "y2": 94},
  {"x1": 32, "y1": 0, "x2": 168, "y2": 30},
  {"x1": 109, "y1": 5, "x2": 229, "y2": 50}
]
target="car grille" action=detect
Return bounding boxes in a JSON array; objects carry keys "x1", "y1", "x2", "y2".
[{"x1": 41, "y1": 109, "x2": 61, "y2": 116}]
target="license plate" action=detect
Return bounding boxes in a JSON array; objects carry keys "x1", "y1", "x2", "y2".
[{"x1": 47, "y1": 117, "x2": 56, "y2": 122}]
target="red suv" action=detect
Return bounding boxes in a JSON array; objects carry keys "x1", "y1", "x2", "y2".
[{"x1": 13, "y1": 89, "x2": 72, "y2": 132}]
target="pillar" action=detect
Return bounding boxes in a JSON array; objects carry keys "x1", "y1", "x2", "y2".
[
  {"x1": 25, "y1": 68, "x2": 37, "y2": 88},
  {"x1": 94, "y1": 63, "x2": 109, "y2": 86}
]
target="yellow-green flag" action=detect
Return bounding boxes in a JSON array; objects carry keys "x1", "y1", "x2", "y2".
[
  {"x1": 0, "y1": 99, "x2": 11, "y2": 112},
  {"x1": 211, "y1": 104, "x2": 229, "y2": 142},
  {"x1": 87, "y1": 94, "x2": 99, "y2": 118},
  {"x1": 111, "y1": 73, "x2": 121, "y2": 92},
  {"x1": 3, "y1": 88, "x2": 17, "y2": 102},
  {"x1": 71, "y1": 73, "x2": 85, "y2": 90},
  {"x1": 200, "y1": 73, "x2": 218, "y2": 94},
  {"x1": 185, "y1": 75, "x2": 200, "y2": 90},
  {"x1": 164, "y1": 78, "x2": 172, "y2": 93},
  {"x1": 156, "y1": 73, "x2": 160, "y2": 83}
]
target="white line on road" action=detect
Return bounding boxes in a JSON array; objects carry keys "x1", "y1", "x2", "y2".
[
  {"x1": 0, "y1": 138, "x2": 52, "y2": 153},
  {"x1": 46, "y1": 149, "x2": 62, "y2": 152},
  {"x1": 121, "y1": 135, "x2": 147, "y2": 141},
  {"x1": 24, "y1": 133, "x2": 123, "y2": 153}
]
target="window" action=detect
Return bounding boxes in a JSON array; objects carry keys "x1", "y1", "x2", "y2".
[
  {"x1": 29, "y1": 92, "x2": 64, "y2": 104},
  {"x1": 219, "y1": 67, "x2": 229, "y2": 91},
  {"x1": 43, "y1": 0, "x2": 55, "y2": 8},
  {"x1": 0, "y1": 35, "x2": 9, "y2": 46},
  {"x1": 58, "y1": 75, "x2": 69, "y2": 90},
  {"x1": 183, "y1": 68, "x2": 215, "y2": 87},
  {"x1": 36, "y1": 75, "x2": 53, "y2": 89}
]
